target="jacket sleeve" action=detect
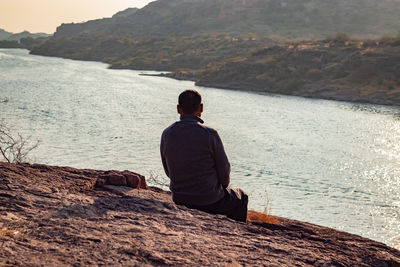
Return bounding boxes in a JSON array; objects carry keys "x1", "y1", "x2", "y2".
[
  {"x1": 160, "y1": 136, "x2": 170, "y2": 177},
  {"x1": 211, "y1": 131, "x2": 231, "y2": 188}
]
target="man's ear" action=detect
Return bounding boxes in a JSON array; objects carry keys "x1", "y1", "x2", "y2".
[
  {"x1": 177, "y1": 105, "x2": 182, "y2": 114},
  {"x1": 200, "y1": 103, "x2": 203, "y2": 113}
]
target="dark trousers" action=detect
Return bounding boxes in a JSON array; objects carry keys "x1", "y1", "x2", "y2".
[{"x1": 177, "y1": 188, "x2": 248, "y2": 222}]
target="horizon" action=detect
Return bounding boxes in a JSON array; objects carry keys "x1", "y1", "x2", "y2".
[{"x1": 0, "y1": 0, "x2": 154, "y2": 34}]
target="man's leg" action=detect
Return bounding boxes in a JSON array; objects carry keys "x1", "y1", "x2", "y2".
[{"x1": 180, "y1": 188, "x2": 249, "y2": 222}]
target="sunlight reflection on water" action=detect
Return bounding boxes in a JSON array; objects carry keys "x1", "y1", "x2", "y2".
[{"x1": 1, "y1": 49, "x2": 399, "y2": 249}]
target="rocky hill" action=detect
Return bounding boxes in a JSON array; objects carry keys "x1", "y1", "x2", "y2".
[
  {"x1": 52, "y1": 0, "x2": 400, "y2": 39},
  {"x1": 31, "y1": 33, "x2": 275, "y2": 71},
  {"x1": 0, "y1": 29, "x2": 12, "y2": 40},
  {"x1": 171, "y1": 35, "x2": 400, "y2": 106},
  {"x1": 0, "y1": 29, "x2": 50, "y2": 49},
  {"x1": 0, "y1": 29, "x2": 50, "y2": 41},
  {"x1": 1, "y1": 162, "x2": 400, "y2": 266}
]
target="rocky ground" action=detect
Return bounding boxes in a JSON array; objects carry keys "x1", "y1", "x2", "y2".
[{"x1": 1, "y1": 162, "x2": 399, "y2": 266}]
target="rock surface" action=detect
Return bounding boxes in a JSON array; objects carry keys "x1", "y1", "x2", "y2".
[{"x1": 1, "y1": 162, "x2": 399, "y2": 266}]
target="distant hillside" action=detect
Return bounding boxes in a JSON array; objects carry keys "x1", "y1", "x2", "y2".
[
  {"x1": 175, "y1": 35, "x2": 400, "y2": 106},
  {"x1": 5, "y1": 31, "x2": 50, "y2": 41},
  {"x1": 52, "y1": 0, "x2": 400, "y2": 39},
  {"x1": 31, "y1": 0, "x2": 400, "y2": 71},
  {"x1": 112, "y1": 7, "x2": 139, "y2": 18},
  {"x1": 0, "y1": 29, "x2": 51, "y2": 49},
  {"x1": 0, "y1": 29, "x2": 50, "y2": 41},
  {"x1": 31, "y1": 33, "x2": 275, "y2": 71},
  {"x1": 0, "y1": 29, "x2": 12, "y2": 40}
]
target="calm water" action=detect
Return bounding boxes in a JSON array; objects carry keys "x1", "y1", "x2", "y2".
[{"x1": 1, "y1": 49, "x2": 399, "y2": 249}]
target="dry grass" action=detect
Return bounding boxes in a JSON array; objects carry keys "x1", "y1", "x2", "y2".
[
  {"x1": 147, "y1": 170, "x2": 169, "y2": 188},
  {"x1": 247, "y1": 210, "x2": 280, "y2": 224},
  {"x1": 247, "y1": 189, "x2": 280, "y2": 224}
]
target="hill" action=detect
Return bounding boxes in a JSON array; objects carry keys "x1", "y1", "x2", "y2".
[
  {"x1": 1, "y1": 162, "x2": 400, "y2": 265},
  {"x1": 5, "y1": 31, "x2": 50, "y2": 41},
  {"x1": 112, "y1": 7, "x2": 139, "y2": 18},
  {"x1": 31, "y1": 33, "x2": 275, "y2": 71},
  {"x1": 0, "y1": 29, "x2": 12, "y2": 40},
  {"x1": 0, "y1": 29, "x2": 50, "y2": 41},
  {"x1": 0, "y1": 29, "x2": 51, "y2": 49},
  {"x1": 173, "y1": 35, "x2": 400, "y2": 106},
  {"x1": 52, "y1": 0, "x2": 400, "y2": 39},
  {"x1": 30, "y1": 0, "x2": 400, "y2": 69}
]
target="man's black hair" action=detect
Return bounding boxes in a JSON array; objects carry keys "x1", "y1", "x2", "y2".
[{"x1": 178, "y1": 90, "x2": 202, "y2": 114}]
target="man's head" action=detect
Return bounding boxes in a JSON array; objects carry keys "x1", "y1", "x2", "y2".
[{"x1": 177, "y1": 90, "x2": 203, "y2": 116}]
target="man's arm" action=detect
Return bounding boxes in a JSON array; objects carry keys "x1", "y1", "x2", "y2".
[
  {"x1": 160, "y1": 137, "x2": 170, "y2": 177},
  {"x1": 211, "y1": 131, "x2": 230, "y2": 188}
]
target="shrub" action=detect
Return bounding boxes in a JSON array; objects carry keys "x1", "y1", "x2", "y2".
[
  {"x1": 391, "y1": 38, "x2": 400, "y2": 47},
  {"x1": 306, "y1": 68, "x2": 323, "y2": 80},
  {"x1": 362, "y1": 40, "x2": 377, "y2": 48},
  {"x1": 328, "y1": 32, "x2": 352, "y2": 46},
  {"x1": 334, "y1": 32, "x2": 351, "y2": 41},
  {"x1": 247, "y1": 210, "x2": 280, "y2": 224},
  {"x1": 147, "y1": 170, "x2": 169, "y2": 189},
  {"x1": 0, "y1": 121, "x2": 39, "y2": 163},
  {"x1": 247, "y1": 190, "x2": 280, "y2": 224}
]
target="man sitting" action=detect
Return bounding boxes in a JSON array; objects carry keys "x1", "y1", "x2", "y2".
[{"x1": 160, "y1": 90, "x2": 248, "y2": 222}]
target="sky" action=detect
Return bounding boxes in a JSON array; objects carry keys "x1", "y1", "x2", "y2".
[{"x1": 0, "y1": 0, "x2": 154, "y2": 34}]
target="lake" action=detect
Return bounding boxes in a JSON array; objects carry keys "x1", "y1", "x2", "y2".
[{"x1": 1, "y1": 49, "x2": 399, "y2": 249}]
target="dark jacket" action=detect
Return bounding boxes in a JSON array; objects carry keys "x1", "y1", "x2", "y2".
[{"x1": 160, "y1": 115, "x2": 230, "y2": 206}]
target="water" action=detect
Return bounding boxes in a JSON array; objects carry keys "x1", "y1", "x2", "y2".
[{"x1": 1, "y1": 49, "x2": 399, "y2": 249}]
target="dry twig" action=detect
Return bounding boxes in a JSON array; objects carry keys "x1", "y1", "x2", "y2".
[{"x1": 0, "y1": 121, "x2": 39, "y2": 163}]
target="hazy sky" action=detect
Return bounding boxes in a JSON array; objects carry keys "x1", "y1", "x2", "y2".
[{"x1": 0, "y1": 0, "x2": 154, "y2": 34}]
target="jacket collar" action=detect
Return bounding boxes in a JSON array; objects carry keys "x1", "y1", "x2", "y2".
[{"x1": 180, "y1": 114, "x2": 204, "y2": 124}]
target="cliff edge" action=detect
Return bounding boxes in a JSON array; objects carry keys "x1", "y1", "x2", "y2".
[{"x1": 1, "y1": 162, "x2": 399, "y2": 266}]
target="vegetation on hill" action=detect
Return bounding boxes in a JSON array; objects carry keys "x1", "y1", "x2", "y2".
[
  {"x1": 0, "y1": 36, "x2": 49, "y2": 50},
  {"x1": 52, "y1": 0, "x2": 400, "y2": 39},
  {"x1": 0, "y1": 40, "x2": 21, "y2": 49},
  {"x1": 2, "y1": 30, "x2": 50, "y2": 41},
  {"x1": 0, "y1": 29, "x2": 50, "y2": 41},
  {"x1": 30, "y1": 0, "x2": 400, "y2": 72},
  {"x1": 30, "y1": 0, "x2": 400, "y2": 68},
  {"x1": 0, "y1": 29, "x2": 50, "y2": 49},
  {"x1": 179, "y1": 35, "x2": 400, "y2": 105},
  {"x1": 31, "y1": 33, "x2": 275, "y2": 70},
  {"x1": 0, "y1": 29, "x2": 12, "y2": 40}
]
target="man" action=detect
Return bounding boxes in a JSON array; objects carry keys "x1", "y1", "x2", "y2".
[{"x1": 160, "y1": 90, "x2": 248, "y2": 222}]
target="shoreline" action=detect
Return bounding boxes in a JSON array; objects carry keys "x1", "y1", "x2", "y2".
[
  {"x1": 162, "y1": 71, "x2": 400, "y2": 108},
  {"x1": 7, "y1": 46, "x2": 399, "y2": 108},
  {"x1": 194, "y1": 80, "x2": 400, "y2": 107},
  {"x1": 25, "y1": 46, "x2": 400, "y2": 107},
  {"x1": 107, "y1": 67, "x2": 400, "y2": 108},
  {"x1": 1, "y1": 162, "x2": 399, "y2": 266}
]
